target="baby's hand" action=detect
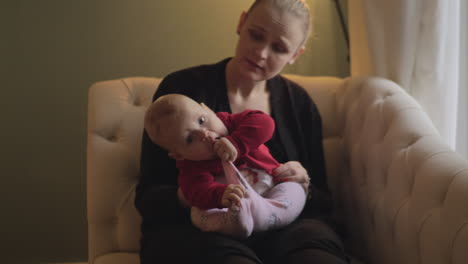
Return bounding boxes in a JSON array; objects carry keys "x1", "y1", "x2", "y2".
[
  {"x1": 221, "y1": 184, "x2": 246, "y2": 208},
  {"x1": 213, "y1": 137, "x2": 238, "y2": 162}
]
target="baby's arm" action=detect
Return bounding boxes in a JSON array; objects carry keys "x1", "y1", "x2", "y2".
[
  {"x1": 219, "y1": 110, "x2": 275, "y2": 158},
  {"x1": 179, "y1": 171, "x2": 227, "y2": 209},
  {"x1": 179, "y1": 170, "x2": 246, "y2": 209}
]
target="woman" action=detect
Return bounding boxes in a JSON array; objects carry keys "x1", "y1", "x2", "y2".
[{"x1": 136, "y1": 0, "x2": 349, "y2": 263}]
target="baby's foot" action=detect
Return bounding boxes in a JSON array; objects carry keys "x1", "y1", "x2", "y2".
[{"x1": 190, "y1": 198, "x2": 254, "y2": 238}]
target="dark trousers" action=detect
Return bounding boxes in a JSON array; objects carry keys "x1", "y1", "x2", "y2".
[{"x1": 140, "y1": 218, "x2": 350, "y2": 264}]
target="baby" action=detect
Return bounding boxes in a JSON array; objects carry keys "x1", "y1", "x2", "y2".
[{"x1": 144, "y1": 93, "x2": 306, "y2": 237}]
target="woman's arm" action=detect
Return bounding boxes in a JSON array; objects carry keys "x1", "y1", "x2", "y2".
[
  {"x1": 270, "y1": 76, "x2": 331, "y2": 215},
  {"x1": 291, "y1": 83, "x2": 332, "y2": 214},
  {"x1": 135, "y1": 130, "x2": 189, "y2": 227}
]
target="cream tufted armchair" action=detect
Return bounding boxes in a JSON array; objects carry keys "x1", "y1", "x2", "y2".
[{"x1": 87, "y1": 75, "x2": 468, "y2": 264}]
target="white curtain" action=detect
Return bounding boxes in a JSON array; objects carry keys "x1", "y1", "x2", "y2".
[
  {"x1": 348, "y1": 0, "x2": 461, "y2": 150},
  {"x1": 457, "y1": 0, "x2": 467, "y2": 158}
]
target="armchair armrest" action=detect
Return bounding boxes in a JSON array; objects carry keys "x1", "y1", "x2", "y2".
[{"x1": 339, "y1": 77, "x2": 468, "y2": 264}]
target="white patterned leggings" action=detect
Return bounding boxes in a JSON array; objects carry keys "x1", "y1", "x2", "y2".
[{"x1": 191, "y1": 162, "x2": 306, "y2": 238}]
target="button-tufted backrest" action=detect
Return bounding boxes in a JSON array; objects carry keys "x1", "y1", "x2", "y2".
[
  {"x1": 87, "y1": 75, "x2": 468, "y2": 264},
  {"x1": 87, "y1": 77, "x2": 160, "y2": 264},
  {"x1": 338, "y1": 77, "x2": 468, "y2": 264},
  {"x1": 86, "y1": 75, "x2": 349, "y2": 264},
  {"x1": 286, "y1": 75, "x2": 468, "y2": 264}
]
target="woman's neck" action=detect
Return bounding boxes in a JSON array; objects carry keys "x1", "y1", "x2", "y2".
[
  {"x1": 225, "y1": 59, "x2": 267, "y2": 98},
  {"x1": 225, "y1": 59, "x2": 271, "y2": 114}
]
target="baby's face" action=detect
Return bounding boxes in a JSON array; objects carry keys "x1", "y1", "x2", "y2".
[{"x1": 160, "y1": 99, "x2": 228, "y2": 161}]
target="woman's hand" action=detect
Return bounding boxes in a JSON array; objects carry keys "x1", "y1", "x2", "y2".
[{"x1": 273, "y1": 161, "x2": 310, "y2": 193}]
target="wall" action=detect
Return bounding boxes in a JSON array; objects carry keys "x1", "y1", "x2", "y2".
[
  {"x1": 0, "y1": 0, "x2": 348, "y2": 263},
  {"x1": 285, "y1": 0, "x2": 349, "y2": 76}
]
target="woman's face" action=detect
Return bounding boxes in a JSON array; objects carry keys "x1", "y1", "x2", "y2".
[{"x1": 232, "y1": 1, "x2": 306, "y2": 81}]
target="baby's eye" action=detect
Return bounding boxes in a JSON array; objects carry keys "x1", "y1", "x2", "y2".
[{"x1": 199, "y1": 116, "x2": 206, "y2": 125}]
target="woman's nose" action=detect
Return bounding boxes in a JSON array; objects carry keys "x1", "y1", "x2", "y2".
[{"x1": 253, "y1": 44, "x2": 268, "y2": 60}]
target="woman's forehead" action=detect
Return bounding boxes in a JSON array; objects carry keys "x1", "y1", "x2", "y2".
[{"x1": 247, "y1": 2, "x2": 306, "y2": 43}]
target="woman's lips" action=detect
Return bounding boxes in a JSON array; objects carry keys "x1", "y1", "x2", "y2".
[{"x1": 245, "y1": 58, "x2": 264, "y2": 70}]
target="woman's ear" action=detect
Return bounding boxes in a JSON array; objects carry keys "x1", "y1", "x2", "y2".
[
  {"x1": 288, "y1": 46, "x2": 306, "y2": 65},
  {"x1": 237, "y1": 11, "x2": 248, "y2": 35},
  {"x1": 168, "y1": 152, "x2": 184, "y2": 160}
]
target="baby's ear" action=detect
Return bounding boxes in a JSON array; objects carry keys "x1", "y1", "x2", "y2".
[{"x1": 168, "y1": 152, "x2": 184, "y2": 160}]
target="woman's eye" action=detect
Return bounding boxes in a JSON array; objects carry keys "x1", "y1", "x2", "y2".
[
  {"x1": 273, "y1": 44, "x2": 288, "y2": 54},
  {"x1": 199, "y1": 116, "x2": 206, "y2": 125},
  {"x1": 249, "y1": 29, "x2": 263, "y2": 41}
]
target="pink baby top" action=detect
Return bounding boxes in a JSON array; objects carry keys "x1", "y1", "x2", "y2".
[{"x1": 176, "y1": 110, "x2": 281, "y2": 209}]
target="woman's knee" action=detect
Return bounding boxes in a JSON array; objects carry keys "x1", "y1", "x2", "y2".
[
  {"x1": 282, "y1": 219, "x2": 348, "y2": 262},
  {"x1": 140, "y1": 227, "x2": 261, "y2": 263},
  {"x1": 287, "y1": 248, "x2": 349, "y2": 264},
  {"x1": 223, "y1": 255, "x2": 262, "y2": 264},
  {"x1": 284, "y1": 218, "x2": 345, "y2": 247},
  {"x1": 254, "y1": 218, "x2": 348, "y2": 263}
]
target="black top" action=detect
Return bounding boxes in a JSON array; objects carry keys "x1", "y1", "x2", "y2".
[{"x1": 135, "y1": 58, "x2": 331, "y2": 232}]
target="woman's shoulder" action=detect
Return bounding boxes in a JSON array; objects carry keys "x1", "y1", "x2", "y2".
[
  {"x1": 154, "y1": 58, "x2": 230, "y2": 100},
  {"x1": 273, "y1": 74, "x2": 313, "y2": 104}
]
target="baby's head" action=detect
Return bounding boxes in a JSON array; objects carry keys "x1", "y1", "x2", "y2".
[{"x1": 144, "y1": 94, "x2": 228, "y2": 161}]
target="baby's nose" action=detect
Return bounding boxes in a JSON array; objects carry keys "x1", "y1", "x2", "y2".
[{"x1": 195, "y1": 129, "x2": 211, "y2": 141}]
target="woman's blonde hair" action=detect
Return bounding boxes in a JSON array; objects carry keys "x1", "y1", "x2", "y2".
[{"x1": 247, "y1": 0, "x2": 312, "y2": 45}]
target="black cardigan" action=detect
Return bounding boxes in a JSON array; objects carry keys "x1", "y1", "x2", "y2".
[{"x1": 135, "y1": 58, "x2": 330, "y2": 231}]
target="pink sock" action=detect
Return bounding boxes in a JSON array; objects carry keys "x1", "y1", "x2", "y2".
[
  {"x1": 190, "y1": 203, "x2": 254, "y2": 238},
  {"x1": 250, "y1": 181, "x2": 306, "y2": 232}
]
